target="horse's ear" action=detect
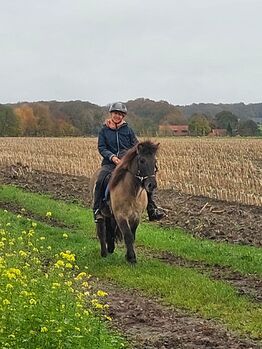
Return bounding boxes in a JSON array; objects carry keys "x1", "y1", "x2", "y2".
[{"x1": 136, "y1": 143, "x2": 142, "y2": 153}]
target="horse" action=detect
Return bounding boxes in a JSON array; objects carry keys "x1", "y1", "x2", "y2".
[{"x1": 92, "y1": 140, "x2": 159, "y2": 264}]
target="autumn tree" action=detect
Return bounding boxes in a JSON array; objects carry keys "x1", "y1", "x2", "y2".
[{"x1": 14, "y1": 104, "x2": 37, "y2": 136}]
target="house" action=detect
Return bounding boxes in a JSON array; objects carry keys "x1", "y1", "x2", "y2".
[
  {"x1": 159, "y1": 124, "x2": 189, "y2": 136},
  {"x1": 208, "y1": 129, "x2": 227, "y2": 137}
]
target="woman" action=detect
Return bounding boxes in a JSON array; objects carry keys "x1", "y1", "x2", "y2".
[{"x1": 93, "y1": 102, "x2": 166, "y2": 223}]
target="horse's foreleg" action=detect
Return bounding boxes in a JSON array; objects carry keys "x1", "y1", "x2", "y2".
[
  {"x1": 118, "y1": 219, "x2": 136, "y2": 264},
  {"x1": 96, "y1": 221, "x2": 107, "y2": 257}
]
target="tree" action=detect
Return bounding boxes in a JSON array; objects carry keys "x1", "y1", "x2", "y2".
[
  {"x1": 188, "y1": 113, "x2": 211, "y2": 136},
  {"x1": 238, "y1": 120, "x2": 260, "y2": 136},
  {"x1": 215, "y1": 111, "x2": 238, "y2": 132},
  {"x1": 0, "y1": 105, "x2": 21, "y2": 136},
  {"x1": 160, "y1": 111, "x2": 187, "y2": 125},
  {"x1": 14, "y1": 104, "x2": 38, "y2": 136}
]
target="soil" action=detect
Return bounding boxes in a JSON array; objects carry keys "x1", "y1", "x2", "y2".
[{"x1": 0, "y1": 163, "x2": 261, "y2": 349}]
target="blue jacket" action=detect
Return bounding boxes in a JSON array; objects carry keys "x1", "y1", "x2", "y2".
[{"x1": 98, "y1": 123, "x2": 138, "y2": 165}]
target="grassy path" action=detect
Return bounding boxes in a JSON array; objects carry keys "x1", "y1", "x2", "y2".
[{"x1": 0, "y1": 184, "x2": 261, "y2": 340}]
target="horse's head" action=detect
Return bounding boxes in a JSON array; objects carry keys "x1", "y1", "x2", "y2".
[{"x1": 133, "y1": 141, "x2": 159, "y2": 193}]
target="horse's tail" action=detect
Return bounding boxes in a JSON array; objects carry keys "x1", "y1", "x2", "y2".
[{"x1": 105, "y1": 217, "x2": 123, "y2": 243}]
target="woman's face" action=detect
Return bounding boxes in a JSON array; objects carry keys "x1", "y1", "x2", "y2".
[{"x1": 111, "y1": 111, "x2": 125, "y2": 124}]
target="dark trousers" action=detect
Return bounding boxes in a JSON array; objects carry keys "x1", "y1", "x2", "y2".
[
  {"x1": 93, "y1": 164, "x2": 157, "y2": 213},
  {"x1": 93, "y1": 164, "x2": 116, "y2": 212}
]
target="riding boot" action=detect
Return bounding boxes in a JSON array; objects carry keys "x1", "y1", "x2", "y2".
[
  {"x1": 147, "y1": 192, "x2": 166, "y2": 221},
  {"x1": 93, "y1": 183, "x2": 104, "y2": 223}
]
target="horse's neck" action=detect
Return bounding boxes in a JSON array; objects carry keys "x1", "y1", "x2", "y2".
[{"x1": 123, "y1": 171, "x2": 143, "y2": 198}]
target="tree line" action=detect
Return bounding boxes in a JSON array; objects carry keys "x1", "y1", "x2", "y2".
[{"x1": 0, "y1": 99, "x2": 261, "y2": 137}]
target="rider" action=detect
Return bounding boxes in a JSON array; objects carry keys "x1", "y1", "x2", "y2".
[{"x1": 93, "y1": 102, "x2": 166, "y2": 223}]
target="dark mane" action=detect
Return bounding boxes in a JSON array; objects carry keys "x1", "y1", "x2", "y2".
[{"x1": 109, "y1": 141, "x2": 159, "y2": 190}]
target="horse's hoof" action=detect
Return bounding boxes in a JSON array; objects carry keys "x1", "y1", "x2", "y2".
[{"x1": 125, "y1": 254, "x2": 137, "y2": 264}]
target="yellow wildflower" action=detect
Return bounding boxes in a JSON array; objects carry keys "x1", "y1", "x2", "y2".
[
  {"x1": 54, "y1": 260, "x2": 65, "y2": 268},
  {"x1": 62, "y1": 233, "x2": 68, "y2": 238},
  {"x1": 3, "y1": 299, "x2": 11, "y2": 305},
  {"x1": 46, "y1": 211, "x2": 52, "y2": 217},
  {"x1": 97, "y1": 290, "x2": 108, "y2": 297},
  {"x1": 29, "y1": 299, "x2": 37, "y2": 305},
  {"x1": 19, "y1": 250, "x2": 28, "y2": 258},
  {"x1": 75, "y1": 272, "x2": 86, "y2": 280},
  {"x1": 40, "y1": 327, "x2": 48, "y2": 333}
]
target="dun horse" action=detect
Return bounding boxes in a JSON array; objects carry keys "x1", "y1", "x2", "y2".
[{"x1": 93, "y1": 141, "x2": 159, "y2": 264}]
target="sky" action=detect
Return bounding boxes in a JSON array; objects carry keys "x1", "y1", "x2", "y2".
[{"x1": 1, "y1": 0, "x2": 262, "y2": 106}]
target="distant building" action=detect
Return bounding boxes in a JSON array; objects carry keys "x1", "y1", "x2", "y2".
[
  {"x1": 159, "y1": 124, "x2": 189, "y2": 136},
  {"x1": 208, "y1": 128, "x2": 227, "y2": 137}
]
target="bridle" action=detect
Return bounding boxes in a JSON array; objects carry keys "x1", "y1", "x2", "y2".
[{"x1": 132, "y1": 155, "x2": 158, "y2": 186}]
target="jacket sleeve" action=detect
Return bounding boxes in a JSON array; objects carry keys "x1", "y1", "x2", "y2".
[
  {"x1": 129, "y1": 127, "x2": 139, "y2": 147},
  {"x1": 98, "y1": 128, "x2": 115, "y2": 161}
]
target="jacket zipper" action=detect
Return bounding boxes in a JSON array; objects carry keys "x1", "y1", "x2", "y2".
[{"x1": 116, "y1": 130, "x2": 120, "y2": 157}]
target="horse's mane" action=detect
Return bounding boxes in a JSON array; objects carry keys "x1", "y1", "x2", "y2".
[{"x1": 109, "y1": 141, "x2": 159, "y2": 190}]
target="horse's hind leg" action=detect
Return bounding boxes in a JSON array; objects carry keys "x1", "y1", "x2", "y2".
[
  {"x1": 118, "y1": 219, "x2": 136, "y2": 264},
  {"x1": 106, "y1": 217, "x2": 115, "y2": 254},
  {"x1": 96, "y1": 221, "x2": 107, "y2": 257}
]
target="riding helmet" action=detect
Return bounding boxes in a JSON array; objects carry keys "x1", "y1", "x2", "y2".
[{"x1": 109, "y1": 102, "x2": 127, "y2": 115}]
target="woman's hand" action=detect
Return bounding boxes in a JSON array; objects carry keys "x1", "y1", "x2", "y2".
[{"x1": 112, "y1": 156, "x2": 121, "y2": 165}]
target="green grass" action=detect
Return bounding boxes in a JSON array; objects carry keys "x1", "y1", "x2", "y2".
[
  {"x1": 0, "y1": 184, "x2": 261, "y2": 340},
  {"x1": 0, "y1": 185, "x2": 261, "y2": 277}
]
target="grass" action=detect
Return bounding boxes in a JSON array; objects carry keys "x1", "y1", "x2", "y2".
[
  {"x1": 0, "y1": 184, "x2": 261, "y2": 341},
  {"x1": 0, "y1": 185, "x2": 261, "y2": 277}
]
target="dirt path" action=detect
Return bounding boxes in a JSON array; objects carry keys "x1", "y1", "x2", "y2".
[{"x1": 0, "y1": 164, "x2": 261, "y2": 348}]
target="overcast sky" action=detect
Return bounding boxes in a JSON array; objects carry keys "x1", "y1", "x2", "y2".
[{"x1": 1, "y1": 0, "x2": 261, "y2": 106}]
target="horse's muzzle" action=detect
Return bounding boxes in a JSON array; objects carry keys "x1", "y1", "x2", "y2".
[{"x1": 144, "y1": 178, "x2": 157, "y2": 193}]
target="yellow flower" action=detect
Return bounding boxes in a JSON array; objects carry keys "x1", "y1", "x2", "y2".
[
  {"x1": 62, "y1": 233, "x2": 68, "y2": 239},
  {"x1": 52, "y1": 283, "x2": 61, "y2": 289},
  {"x1": 3, "y1": 299, "x2": 11, "y2": 305},
  {"x1": 75, "y1": 272, "x2": 86, "y2": 281},
  {"x1": 104, "y1": 315, "x2": 112, "y2": 321},
  {"x1": 40, "y1": 327, "x2": 48, "y2": 333},
  {"x1": 46, "y1": 211, "x2": 52, "y2": 217},
  {"x1": 29, "y1": 298, "x2": 37, "y2": 305},
  {"x1": 40, "y1": 236, "x2": 45, "y2": 240},
  {"x1": 19, "y1": 250, "x2": 28, "y2": 258},
  {"x1": 4, "y1": 268, "x2": 21, "y2": 279},
  {"x1": 6, "y1": 284, "x2": 14, "y2": 290},
  {"x1": 97, "y1": 290, "x2": 108, "y2": 297},
  {"x1": 32, "y1": 222, "x2": 37, "y2": 228},
  {"x1": 17, "y1": 214, "x2": 22, "y2": 218},
  {"x1": 65, "y1": 263, "x2": 73, "y2": 269},
  {"x1": 74, "y1": 327, "x2": 81, "y2": 332},
  {"x1": 60, "y1": 251, "x2": 75, "y2": 262},
  {"x1": 54, "y1": 260, "x2": 65, "y2": 268}
]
